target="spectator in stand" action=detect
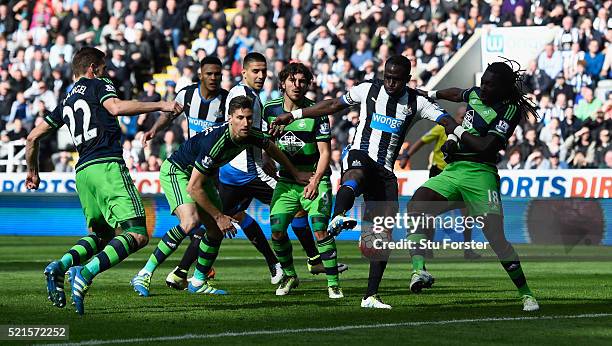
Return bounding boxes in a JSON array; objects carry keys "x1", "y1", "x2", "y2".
[
  {"x1": 561, "y1": 107, "x2": 583, "y2": 138},
  {"x1": 49, "y1": 35, "x2": 73, "y2": 68},
  {"x1": 107, "y1": 49, "x2": 133, "y2": 99},
  {"x1": 595, "y1": 129, "x2": 611, "y2": 167},
  {"x1": 158, "y1": 130, "x2": 179, "y2": 161},
  {"x1": 555, "y1": 16, "x2": 580, "y2": 60},
  {"x1": 584, "y1": 39, "x2": 605, "y2": 80},
  {"x1": 291, "y1": 32, "x2": 313, "y2": 64},
  {"x1": 564, "y1": 126, "x2": 596, "y2": 168},
  {"x1": 575, "y1": 87, "x2": 603, "y2": 121},
  {"x1": 549, "y1": 152, "x2": 568, "y2": 169},
  {"x1": 524, "y1": 59, "x2": 552, "y2": 97},
  {"x1": 162, "y1": 0, "x2": 183, "y2": 52},
  {"x1": 540, "y1": 118, "x2": 563, "y2": 145},
  {"x1": 551, "y1": 93, "x2": 568, "y2": 121},
  {"x1": 146, "y1": 154, "x2": 160, "y2": 172},
  {"x1": 538, "y1": 43, "x2": 564, "y2": 81},
  {"x1": 551, "y1": 73, "x2": 575, "y2": 106},
  {"x1": 524, "y1": 149, "x2": 551, "y2": 170},
  {"x1": 175, "y1": 44, "x2": 195, "y2": 73},
  {"x1": 7, "y1": 118, "x2": 26, "y2": 141},
  {"x1": 499, "y1": 148, "x2": 524, "y2": 170},
  {"x1": 2, "y1": 0, "x2": 609, "y2": 173},
  {"x1": 578, "y1": 18, "x2": 603, "y2": 52},
  {"x1": 163, "y1": 81, "x2": 177, "y2": 102},
  {"x1": 330, "y1": 149, "x2": 342, "y2": 173},
  {"x1": 548, "y1": 134, "x2": 567, "y2": 161},
  {"x1": 601, "y1": 149, "x2": 612, "y2": 168},
  {"x1": 570, "y1": 60, "x2": 594, "y2": 94},
  {"x1": 520, "y1": 128, "x2": 550, "y2": 160},
  {"x1": 52, "y1": 151, "x2": 74, "y2": 172},
  {"x1": 191, "y1": 27, "x2": 218, "y2": 57}
]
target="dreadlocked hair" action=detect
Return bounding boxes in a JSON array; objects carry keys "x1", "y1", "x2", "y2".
[{"x1": 487, "y1": 58, "x2": 539, "y2": 120}]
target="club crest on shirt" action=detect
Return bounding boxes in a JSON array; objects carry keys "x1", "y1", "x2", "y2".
[{"x1": 278, "y1": 131, "x2": 305, "y2": 156}]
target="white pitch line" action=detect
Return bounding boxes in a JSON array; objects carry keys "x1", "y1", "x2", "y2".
[{"x1": 44, "y1": 313, "x2": 612, "y2": 346}]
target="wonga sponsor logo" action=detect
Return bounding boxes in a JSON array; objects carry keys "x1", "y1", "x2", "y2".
[
  {"x1": 188, "y1": 118, "x2": 217, "y2": 133},
  {"x1": 370, "y1": 113, "x2": 404, "y2": 134}
]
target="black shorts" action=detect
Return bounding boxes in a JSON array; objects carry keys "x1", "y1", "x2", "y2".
[
  {"x1": 219, "y1": 177, "x2": 276, "y2": 215},
  {"x1": 341, "y1": 149, "x2": 398, "y2": 202}
]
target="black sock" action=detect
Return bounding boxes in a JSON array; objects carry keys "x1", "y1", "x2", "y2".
[
  {"x1": 241, "y1": 214, "x2": 278, "y2": 267},
  {"x1": 177, "y1": 227, "x2": 204, "y2": 272},
  {"x1": 333, "y1": 186, "x2": 356, "y2": 217},
  {"x1": 291, "y1": 216, "x2": 319, "y2": 261},
  {"x1": 364, "y1": 260, "x2": 388, "y2": 298}
]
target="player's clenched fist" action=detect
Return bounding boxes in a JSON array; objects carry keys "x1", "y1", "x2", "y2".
[{"x1": 25, "y1": 171, "x2": 40, "y2": 190}]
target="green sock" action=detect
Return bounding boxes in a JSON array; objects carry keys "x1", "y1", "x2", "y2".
[
  {"x1": 408, "y1": 233, "x2": 427, "y2": 271},
  {"x1": 59, "y1": 235, "x2": 100, "y2": 272},
  {"x1": 272, "y1": 235, "x2": 296, "y2": 277},
  {"x1": 317, "y1": 235, "x2": 339, "y2": 287},
  {"x1": 193, "y1": 235, "x2": 221, "y2": 281},
  {"x1": 501, "y1": 260, "x2": 533, "y2": 296},
  {"x1": 81, "y1": 233, "x2": 138, "y2": 282},
  {"x1": 143, "y1": 226, "x2": 186, "y2": 274}
]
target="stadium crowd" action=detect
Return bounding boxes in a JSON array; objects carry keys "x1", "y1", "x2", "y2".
[{"x1": 0, "y1": 0, "x2": 611, "y2": 173}]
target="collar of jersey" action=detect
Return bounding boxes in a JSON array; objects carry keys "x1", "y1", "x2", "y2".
[
  {"x1": 239, "y1": 82, "x2": 257, "y2": 94},
  {"x1": 197, "y1": 82, "x2": 219, "y2": 103},
  {"x1": 388, "y1": 86, "x2": 408, "y2": 100}
]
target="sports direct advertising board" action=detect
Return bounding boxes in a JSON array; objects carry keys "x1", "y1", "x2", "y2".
[{"x1": 1, "y1": 170, "x2": 610, "y2": 198}]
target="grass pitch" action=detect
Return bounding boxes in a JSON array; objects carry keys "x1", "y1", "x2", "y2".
[{"x1": 1, "y1": 236, "x2": 611, "y2": 345}]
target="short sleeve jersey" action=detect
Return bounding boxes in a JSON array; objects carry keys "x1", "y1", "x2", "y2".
[
  {"x1": 340, "y1": 79, "x2": 448, "y2": 171},
  {"x1": 44, "y1": 77, "x2": 122, "y2": 171}
]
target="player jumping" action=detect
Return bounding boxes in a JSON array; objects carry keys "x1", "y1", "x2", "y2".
[{"x1": 26, "y1": 47, "x2": 182, "y2": 314}]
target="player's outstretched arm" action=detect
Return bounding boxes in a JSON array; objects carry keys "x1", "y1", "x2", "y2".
[
  {"x1": 426, "y1": 88, "x2": 465, "y2": 103},
  {"x1": 103, "y1": 98, "x2": 183, "y2": 117},
  {"x1": 264, "y1": 143, "x2": 312, "y2": 185},
  {"x1": 269, "y1": 98, "x2": 349, "y2": 136},
  {"x1": 25, "y1": 121, "x2": 55, "y2": 190},
  {"x1": 187, "y1": 168, "x2": 237, "y2": 237}
]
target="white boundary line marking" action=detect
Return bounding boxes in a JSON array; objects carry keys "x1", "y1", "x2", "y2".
[{"x1": 45, "y1": 313, "x2": 612, "y2": 346}]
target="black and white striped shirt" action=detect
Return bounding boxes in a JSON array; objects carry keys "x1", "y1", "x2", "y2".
[
  {"x1": 175, "y1": 83, "x2": 229, "y2": 138},
  {"x1": 341, "y1": 80, "x2": 448, "y2": 171},
  {"x1": 219, "y1": 82, "x2": 272, "y2": 186}
]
